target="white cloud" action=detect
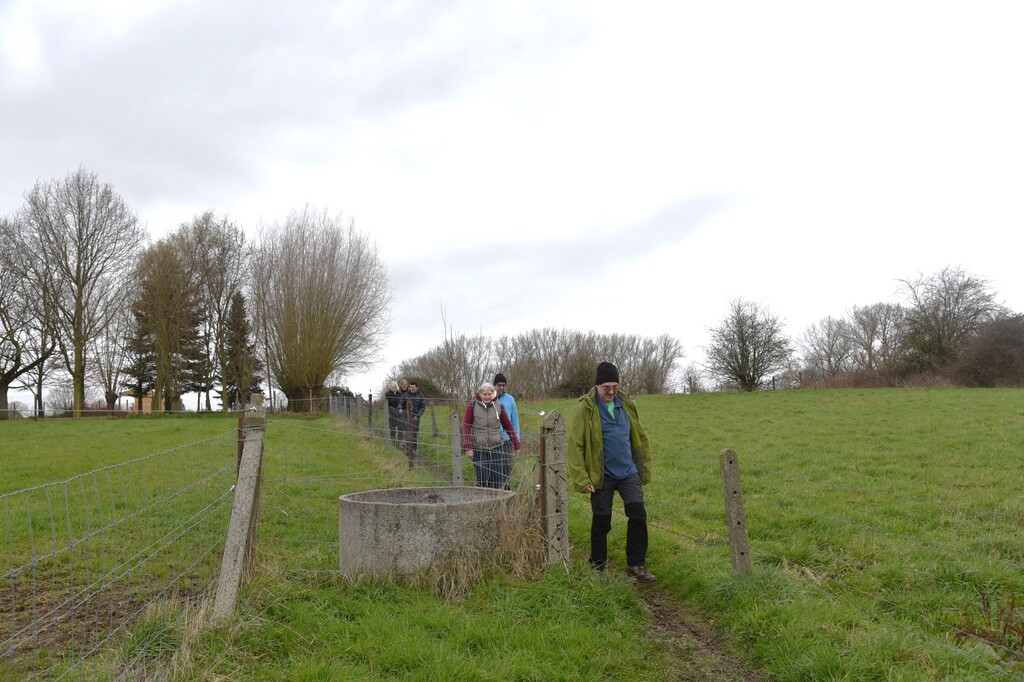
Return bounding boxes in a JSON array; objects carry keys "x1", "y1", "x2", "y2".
[{"x1": 3, "y1": 0, "x2": 1023, "y2": 399}]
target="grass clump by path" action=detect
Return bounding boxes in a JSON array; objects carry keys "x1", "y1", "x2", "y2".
[{"x1": 178, "y1": 565, "x2": 677, "y2": 681}]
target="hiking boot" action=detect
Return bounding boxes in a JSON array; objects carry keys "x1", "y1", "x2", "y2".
[{"x1": 627, "y1": 564, "x2": 656, "y2": 583}]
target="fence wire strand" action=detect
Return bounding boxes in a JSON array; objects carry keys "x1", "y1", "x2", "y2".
[{"x1": 1, "y1": 431, "x2": 237, "y2": 680}]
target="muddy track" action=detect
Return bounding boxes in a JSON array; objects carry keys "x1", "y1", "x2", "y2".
[{"x1": 637, "y1": 587, "x2": 764, "y2": 682}]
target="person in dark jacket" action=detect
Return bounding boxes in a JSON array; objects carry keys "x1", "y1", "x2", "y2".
[
  {"x1": 567, "y1": 362, "x2": 654, "y2": 582},
  {"x1": 403, "y1": 381, "x2": 427, "y2": 465},
  {"x1": 462, "y1": 382, "x2": 521, "y2": 488},
  {"x1": 384, "y1": 381, "x2": 402, "y2": 445}
]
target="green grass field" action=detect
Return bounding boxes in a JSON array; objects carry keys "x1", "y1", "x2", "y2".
[{"x1": 2, "y1": 389, "x2": 1022, "y2": 680}]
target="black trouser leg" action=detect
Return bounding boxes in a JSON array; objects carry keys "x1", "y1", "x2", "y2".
[
  {"x1": 623, "y1": 501, "x2": 648, "y2": 566},
  {"x1": 590, "y1": 514, "x2": 612, "y2": 568}
]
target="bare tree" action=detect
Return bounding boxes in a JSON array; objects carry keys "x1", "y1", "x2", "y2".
[
  {"x1": 847, "y1": 302, "x2": 906, "y2": 375},
  {"x1": 800, "y1": 316, "x2": 854, "y2": 385},
  {"x1": 90, "y1": 287, "x2": 135, "y2": 412},
  {"x1": 617, "y1": 333, "x2": 683, "y2": 394},
  {"x1": 0, "y1": 216, "x2": 58, "y2": 419},
  {"x1": 253, "y1": 208, "x2": 391, "y2": 411},
  {"x1": 404, "y1": 308, "x2": 492, "y2": 399},
  {"x1": 491, "y1": 328, "x2": 573, "y2": 400},
  {"x1": 20, "y1": 168, "x2": 146, "y2": 417},
  {"x1": 705, "y1": 299, "x2": 792, "y2": 391},
  {"x1": 899, "y1": 266, "x2": 1005, "y2": 372},
  {"x1": 951, "y1": 315, "x2": 1024, "y2": 387},
  {"x1": 410, "y1": 326, "x2": 683, "y2": 398},
  {"x1": 680, "y1": 362, "x2": 706, "y2": 394}
]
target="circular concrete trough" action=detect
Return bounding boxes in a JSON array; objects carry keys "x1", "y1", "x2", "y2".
[{"x1": 338, "y1": 486, "x2": 515, "y2": 577}]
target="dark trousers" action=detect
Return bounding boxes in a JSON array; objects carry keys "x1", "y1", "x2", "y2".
[
  {"x1": 472, "y1": 447, "x2": 504, "y2": 488},
  {"x1": 405, "y1": 415, "x2": 421, "y2": 457},
  {"x1": 497, "y1": 440, "x2": 514, "y2": 489},
  {"x1": 589, "y1": 473, "x2": 648, "y2": 568},
  {"x1": 387, "y1": 407, "x2": 400, "y2": 443}
]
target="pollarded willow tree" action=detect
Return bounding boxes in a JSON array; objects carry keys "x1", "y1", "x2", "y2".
[
  {"x1": 705, "y1": 298, "x2": 792, "y2": 391},
  {"x1": 253, "y1": 208, "x2": 391, "y2": 411}
]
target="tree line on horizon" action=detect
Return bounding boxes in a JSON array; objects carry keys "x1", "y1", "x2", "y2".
[
  {"x1": 393, "y1": 326, "x2": 683, "y2": 401},
  {"x1": 398, "y1": 267, "x2": 1021, "y2": 398},
  {"x1": 0, "y1": 168, "x2": 390, "y2": 418},
  {"x1": 3, "y1": 168, "x2": 1020, "y2": 419},
  {"x1": 696, "y1": 266, "x2": 1022, "y2": 392}
]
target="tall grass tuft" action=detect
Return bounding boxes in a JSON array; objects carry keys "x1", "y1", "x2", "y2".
[{"x1": 394, "y1": 490, "x2": 549, "y2": 600}]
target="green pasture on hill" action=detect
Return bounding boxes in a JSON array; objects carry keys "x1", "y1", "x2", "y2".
[
  {"x1": 1, "y1": 388, "x2": 1022, "y2": 680},
  {"x1": 0, "y1": 412, "x2": 239, "y2": 494}
]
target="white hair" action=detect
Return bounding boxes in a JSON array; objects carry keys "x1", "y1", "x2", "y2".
[{"x1": 477, "y1": 382, "x2": 496, "y2": 394}]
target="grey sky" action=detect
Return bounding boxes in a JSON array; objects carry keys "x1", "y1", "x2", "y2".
[{"x1": 3, "y1": 1, "x2": 1023, "y2": 397}]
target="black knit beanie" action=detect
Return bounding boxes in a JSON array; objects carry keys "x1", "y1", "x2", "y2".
[
  {"x1": 594, "y1": 362, "x2": 619, "y2": 385},
  {"x1": 493, "y1": 373, "x2": 508, "y2": 385}
]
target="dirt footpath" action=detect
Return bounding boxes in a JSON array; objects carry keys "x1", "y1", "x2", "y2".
[{"x1": 638, "y1": 588, "x2": 764, "y2": 682}]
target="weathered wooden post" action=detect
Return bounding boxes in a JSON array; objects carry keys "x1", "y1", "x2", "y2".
[
  {"x1": 367, "y1": 392, "x2": 373, "y2": 431},
  {"x1": 720, "y1": 448, "x2": 752, "y2": 575},
  {"x1": 539, "y1": 411, "x2": 570, "y2": 565},
  {"x1": 213, "y1": 393, "x2": 267, "y2": 621},
  {"x1": 449, "y1": 409, "x2": 464, "y2": 485}
]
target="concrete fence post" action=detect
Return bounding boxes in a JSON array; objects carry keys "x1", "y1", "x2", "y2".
[
  {"x1": 213, "y1": 394, "x2": 266, "y2": 622},
  {"x1": 539, "y1": 410, "x2": 570, "y2": 565},
  {"x1": 720, "y1": 448, "x2": 753, "y2": 576}
]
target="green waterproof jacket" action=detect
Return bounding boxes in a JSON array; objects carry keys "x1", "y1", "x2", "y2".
[{"x1": 567, "y1": 387, "x2": 651, "y2": 493}]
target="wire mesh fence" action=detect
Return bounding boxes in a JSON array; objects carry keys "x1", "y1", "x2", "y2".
[
  {"x1": 625, "y1": 447, "x2": 1024, "y2": 680},
  {"x1": 1, "y1": 431, "x2": 237, "y2": 680},
  {"x1": 255, "y1": 405, "x2": 561, "y2": 580},
  {"x1": 8, "y1": 391, "x2": 1019, "y2": 679}
]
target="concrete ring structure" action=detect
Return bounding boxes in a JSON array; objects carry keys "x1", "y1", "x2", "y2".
[{"x1": 338, "y1": 486, "x2": 515, "y2": 577}]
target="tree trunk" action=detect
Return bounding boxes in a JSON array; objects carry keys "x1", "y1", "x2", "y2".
[
  {"x1": 73, "y1": 341, "x2": 86, "y2": 418},
  {"x1": 0, "y1": 383, "x2": 9, "y2": 421}
]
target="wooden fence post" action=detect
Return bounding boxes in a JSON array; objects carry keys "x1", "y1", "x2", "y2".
[
  {"x1": 449, "y1": 410, "x2": 464, "y2": 485},
  {"x1": 720, "y1": 448, "x2": 752, "y2": 576},
  {"x1": 539, "y1": 411, "x2": 569, "y2": 565},
  {"x1": 213, "y1": 394, "x2": 266, "y2": 622}
]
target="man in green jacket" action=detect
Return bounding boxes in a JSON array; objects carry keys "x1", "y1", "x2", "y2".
[{"x1": 567, "y1": 362, "x2": 655, "y2": 582}]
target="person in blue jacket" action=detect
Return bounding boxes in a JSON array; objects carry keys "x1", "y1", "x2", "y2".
[{"x1": 493, "y1": 372, "x2": 520, "y2": 489}]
